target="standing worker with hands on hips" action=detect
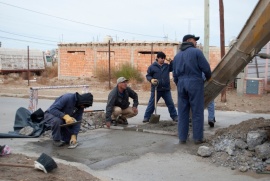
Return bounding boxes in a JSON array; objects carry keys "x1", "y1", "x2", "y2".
[
  {"x1": 43, "y1": 92, "x2": 93, "y2": 147},
  {"x1": 173, "y1": 34, "x2": 211, "y2": 144},
  {"x1": 143, "y1": 51, "x2": 178, "y2": 123}
]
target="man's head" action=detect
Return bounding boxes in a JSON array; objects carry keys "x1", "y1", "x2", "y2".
[
  {"x1": 156, "y1": 51, "x2": 166, "y2": 65},
  {"x1": 76, "y1": 92, "x2": 93, "y2": 108},
  {"x1": 182, "y1": 34, "x2": 200, "y2": 47},
  {"x1": 117, "y1": 77, "x2": 128, "y2": 90}
]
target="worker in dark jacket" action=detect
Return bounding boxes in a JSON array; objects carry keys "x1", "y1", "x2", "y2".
[
  {"x1": 173, "y1": 34, "x2": 211, "y2": 144},
  {"x1": 143, "y1": 52, "x2": 178, "y2": 123},
  {"x1": 44, "y1": 92, "x2": 93, "y2": 147},
  {"x1": 105, "y1": 77, "x2": 138, "y2": 128}
]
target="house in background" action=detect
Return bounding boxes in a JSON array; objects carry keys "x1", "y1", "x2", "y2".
[
  {"x1": 57, "y1": 36, "x2": 221, "y2": 79},
  {"x1": 57, "y1": 37, "x2": 270, "y2": 95}
]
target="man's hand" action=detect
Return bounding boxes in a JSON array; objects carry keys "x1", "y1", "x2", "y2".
[
  {"x1": 166, "y1": 58, "x2": 172, "y2": 62},
  {"x1": 151, "y1": 79, "x2": 158, "y2": 86},
  {"x1": 63, "y1": 114, "x2": 75, "y2": 124},
  {"x1": 207, "y1": 77, "x2": 213, "y2": 82},
  {"x1": 106, "y1": 122, "x2": 111, "y2": 129},
  {"x1": 132, "y1": 107, "x2": 138, "y2": 114},
  {"x1": 70, "y1": 134, "x2": 77, "y2": 145}
]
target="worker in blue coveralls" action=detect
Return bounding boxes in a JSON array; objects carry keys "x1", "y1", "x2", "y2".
[
  {"x1": 43, "y1": 92, "x2": 93, "y2": 147},
  {"x1": 143, "y1": 51, "x2": 178, "y2": 123},
  {"x1": 207, "y1": 101, "x2": 216, "y2": 127},
  {"x1": 173, "y1": 34, "x2": 211, "y2": 144},
  {"x1": 202, "y1": 73, "x2": 216, "y2": 127},
  {"x1": 189, "y1": 73, "x2": 216, "y2": 128}
]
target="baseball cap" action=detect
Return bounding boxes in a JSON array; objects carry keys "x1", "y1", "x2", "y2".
[
  {"x1": 117, "y1": 77, "x2": 128, "y2": 84},
  {"x1": 182, "y1": 34, "x2": 200, "y2": 42}
]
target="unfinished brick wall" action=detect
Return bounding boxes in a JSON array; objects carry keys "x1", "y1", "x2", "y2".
[
  {"x1": 58, "y1": 42, "x2": 224, "y2": 80},
  {"x1": 58, "y1": 42, "x2": 179, "y2": 80}
]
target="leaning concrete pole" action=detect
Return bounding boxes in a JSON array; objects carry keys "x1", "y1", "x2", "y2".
[
  {"x1": 203, "y1": 0, "x2": 210, "y2": 61},
  {"x1": 204, "y1": 0, "x2": 270, "y2": 108}
]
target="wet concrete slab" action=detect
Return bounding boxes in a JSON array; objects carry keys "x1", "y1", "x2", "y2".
[{"x1": 27, "y1": 129, "x2": 178, "y2": 170}]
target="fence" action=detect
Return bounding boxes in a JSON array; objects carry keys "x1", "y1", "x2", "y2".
[{"x1": 28, "y1": 85, "x2": 89, "y2": 112}]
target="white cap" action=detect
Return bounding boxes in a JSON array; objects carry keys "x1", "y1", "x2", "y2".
[{"x1": 117, "y1": 77, "x2": 128, "y2": 84}]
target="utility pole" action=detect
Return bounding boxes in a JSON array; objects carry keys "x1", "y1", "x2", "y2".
[
  {"x1": 27, "y1": 46, "x2": 30, "y2": 86},
  {"x1": 185, "y1": 18, "x2": 196, "y2": 34},
  {"x1": 204, "y1": 0, "x2": 210, "y2": 61},
  {"x1": 219, "y1": 0, "x2": 227, "y2": 102},
  {"x1": 108, "y1": 40, "x2": 111, "y2": 89}
]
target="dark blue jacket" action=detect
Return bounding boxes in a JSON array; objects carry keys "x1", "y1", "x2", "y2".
[
  {"x1": 146, "y1": 61, "x2": 173, "y2": 92},
  {"x1": 106, "y1": 86, "x2": 138, "y2": 122},
  {"x1": 173, "y1": 42, "x2": 211, "y2": 84},
  {"x1": 46, "y1": 93, "x2": 83, "y2": 134}
]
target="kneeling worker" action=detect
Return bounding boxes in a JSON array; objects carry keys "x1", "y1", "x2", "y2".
[
  {"x1": 44, "y1": 92, "x2": 93, "y2": 147},
  {"x1": 105, "y1": 77, "x2": 139, "y2": 128}
]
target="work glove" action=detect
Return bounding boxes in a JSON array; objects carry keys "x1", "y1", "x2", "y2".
[
  {"x1": 70, "y1": 134, "x2": 77, "y2": 145},
  {"x1": 63, "y1": 114, "x2": 75, "y2": 124},
  {"x1": 151, "y1": 79, "x2": 158, "y2": 86}
]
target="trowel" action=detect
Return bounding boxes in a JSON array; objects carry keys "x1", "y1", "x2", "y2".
[
  {"x1": 149, "y1": 85, "x2": 160, "y2": 123},
  {"x1": 60, "y1": 118, "x2": 81, "y2": 127}
]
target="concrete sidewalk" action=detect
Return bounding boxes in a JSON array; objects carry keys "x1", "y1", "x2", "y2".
[{"x1": 0, "y1": 97, "x2": 269, "y2": 181}]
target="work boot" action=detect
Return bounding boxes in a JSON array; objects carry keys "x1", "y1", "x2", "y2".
[
  {"x1": 53, "y1": 140, "x2": 66, "y2": 147},
  {"x1": 119, "y1": 116, "x2": 128, "y2": 125},
  {"x1": 208, "y1": 117, "x2": 216, "y2": 128},
  {"x1": 111, "y1": 120, "x2": 117, "y2": 126},
  {"x1": 194, "y1": 139, "x2": 206, "y2": 145},
  {"x1": 179, "y1": 140, "x2": 186, "y2": 144},
  {"x1": 143, "y1": 119, "x2": 149, "y2": 123}
]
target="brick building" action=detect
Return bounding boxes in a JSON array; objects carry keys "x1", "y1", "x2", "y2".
[{"x1": 57, "y1": 40, "x2": 224, "y2": 80}]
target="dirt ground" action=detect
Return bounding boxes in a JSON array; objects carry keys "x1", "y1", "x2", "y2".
[
  {"x1": 0, "y1": 76, "x2": 270, "y2": 180},
  {"x1": 0, "y1": 153, "x2": 100, "y2": 181}
]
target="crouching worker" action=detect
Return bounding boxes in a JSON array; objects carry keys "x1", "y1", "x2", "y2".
[
  {"x1": 44, "y1": 92, "x2": 93, "y2": 147},
  {"x1": 105, "y1": 77, "x2": 139, "y2": 128}
]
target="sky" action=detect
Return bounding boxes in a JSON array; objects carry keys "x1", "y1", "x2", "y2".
[{"x1": 0, "y1": 0, "x2": 258, "y2": 51}]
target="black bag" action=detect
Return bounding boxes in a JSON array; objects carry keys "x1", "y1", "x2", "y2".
[{"x1": 30, "y1": 108, "x2": 44, "y2": 123}]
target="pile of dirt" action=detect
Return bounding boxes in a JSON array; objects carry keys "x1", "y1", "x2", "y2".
[{"x1": 0, "y1": 153, "x2": 100, "y2": 181}]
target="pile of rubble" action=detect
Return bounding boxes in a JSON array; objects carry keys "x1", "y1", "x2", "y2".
[
  {"x1": 81, "y1": 111, "x2": 106, "y2": 130},
  {"x1": 198, "y1": 117, "x2": 270, "y2": 173}
]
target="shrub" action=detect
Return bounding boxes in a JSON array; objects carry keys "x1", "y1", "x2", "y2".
[{"x1": 113, "y1": 63, "x2": 143, "y2": 83}]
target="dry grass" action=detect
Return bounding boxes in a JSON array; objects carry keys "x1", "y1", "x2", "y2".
[
  {"x1": 94, "y1": 65, "x2": 114, "y2": 82},
  {"x1": 36, "y1": 77, "x2": 49, "y2": 85},
  {"x1": 41, "y1": 64, "x2": 58, "y2": 78},
  {"x1": 141, "y1": 81, "x2": 150, "y2": 91},
  {"x1": 1, "y1": 73, "x2": 24, "y2": 84}
]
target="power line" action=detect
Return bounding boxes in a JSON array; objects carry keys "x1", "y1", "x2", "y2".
[
  {"x1": 0, "y1": 36, "x2": 56, "y2": 46},
  {"x1": 0, "y1": 30, "x2": 59, "y2": 43},
  {"x1": 0, "y1": 1, "x2": 164, "y2": 39}
]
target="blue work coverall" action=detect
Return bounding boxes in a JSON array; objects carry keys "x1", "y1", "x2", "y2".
[
  {"x1": 144, "y1": 61, "x2": 177, "y2": 121},
  {"x1": 202, "y1": 73, "x2": 215, "y2": 122},
  {"x1": 173, "y1": 42, "x2": 211, "y2": 142},
  {"x1": 44, "y1": 93, "x2": 83, "y2": 143}
]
